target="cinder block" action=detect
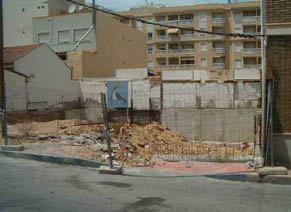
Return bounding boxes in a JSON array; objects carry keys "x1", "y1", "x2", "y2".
[
  {"x1": 98, "y1": 166, "x2": 123, "y2": 175},
  {"x1": 1, "y1": 145, "x2": 24, "y2": 152}
]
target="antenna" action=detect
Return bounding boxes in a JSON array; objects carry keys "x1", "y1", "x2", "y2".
[{"x1": 68, "y1": 4, "x2": 76, "y2": 13}]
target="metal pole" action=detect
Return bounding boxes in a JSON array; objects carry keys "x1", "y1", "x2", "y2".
[
  {"x1": 92, "y1": 0, "x2": 96, "y2": 28},
  {"x1": 0, "y1": 0, "x2": 8, "y2": 146},
  {"x1": 261, "y1": 0, "x2": 267, "y2": 163}
]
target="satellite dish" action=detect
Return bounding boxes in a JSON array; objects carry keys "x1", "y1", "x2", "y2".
[
  {"x1": 68, "y1": 4, "x2": 76, "y2": 13},
  {"x1": 78, "y1": 5, "x2": 84, "y2": 11}
]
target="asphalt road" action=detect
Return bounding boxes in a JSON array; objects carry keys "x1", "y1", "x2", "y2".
[{"x1": 0, "y1": 156, "x2": 291, "y2": 212}]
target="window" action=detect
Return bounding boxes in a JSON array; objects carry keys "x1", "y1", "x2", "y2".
[
  {"x1": 38, "y1": 32, "x2": 50, "y2": 44},
  {"x1": 234, "y1": 42, "x2": 243, "y2": 52},
  {"x1": 200, "y1": 58, "x2": 207, "y2": 67},
  {"x1": 58, "y1": 30, "x2": 71, "y2": 44},
  {"x1": 136, "y1": 21, "x2": 143, "y2": 31},
  {"x1": 22, "y1": 8, "x2": 25, "y2": 12},
  {"x1": 74, "y1": 28, "x2": 90, "y2": 42},
  {"x1": 199, "y1": 12, "x2": 207, "y2": 22},
  {"x1": 235, "y1": 59, "x2": 242, "y2": 69},
  {"x1": 148, "y1": 45, "x2": 153, "y2": 54},
  {"x1": 147, "y1": 60, "x2": 153, "y2": 68},
  {"x1": 199, "y1": 42, "x2": 207, "y2": 51},
  {"x1": 200, "y1": 28, "x2": 206, "y2": 37},
  {"x1": 148, "y1": 32, "x2": 153, "y2": 40},
  {"x1": 147, "y1": 18, "x2": 153, "y2": 32}
]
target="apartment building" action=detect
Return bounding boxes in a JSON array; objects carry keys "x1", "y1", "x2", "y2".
[
  {"x1": 3, "y1": 0, "x2": 85, "y2": 47},
  {"x1": 119, "y1": 1, "x2": 261, "y2": 80},
  {"x1": 32, "y1": 11, "x2": 147, "y2": 78}
]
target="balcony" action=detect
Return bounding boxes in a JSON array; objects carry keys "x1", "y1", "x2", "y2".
[
  {"x1": 243, "y1": 48, "x2": 261, "y2": 55},
  {"x1": 168, "y1": 49, "x2": 180, "y2": 55},
  {"x1": 242, "y1": 16, "x2": 260, "y2": 23},
  {"x1": 180, "y1": 34, "x2": 195, "y2": 41},
  {"x1": 156, "y1": 50, "x2": 166, "y2": 56},
  {"x1": 168, "y1": 64, "x2": 180, "y2": 70},
  {"x1": 157, "y1": 20, "x2": 167, "y2": 25},
  {"x1": 243, "y1": 64, "x2": 261, "y2": 69},
  {"x1": 168, "y1": 20, "x2": 179, "y2": 26},
  {"x1": 168, "y1": 35, "x2": 180, "y2": 42},
  {"x1": 212, "y1": 18, "x2": 225, "y2": 24},
  {"x1": 213, "y1": 63, "x2": 225, "y2": 69},
  {"x1": 212, "y1": 34, "x2": 225, "y2": 40},
  {"x1": 180, "y1": 49, "x2": 195, "y2": 55},
  {"x1": 157, "y1": 65, "x2": 167, "y2": 70},
  {"x1": 180, "y1": 19, "x2": 194, "y2": 25},
  {"x1": 156, "y1": 35, "x2": 167, "y2": 41},
  {"x1": 181, "y1": 64, "x2": 195, "y2": 69},
  {"x1": 213, "y1": 48, "x2": 225, "y2": 54}
]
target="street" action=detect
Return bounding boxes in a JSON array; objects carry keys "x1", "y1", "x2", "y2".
[{"x1": 0, "y1": 157, "x2": 290, "y2": 212}]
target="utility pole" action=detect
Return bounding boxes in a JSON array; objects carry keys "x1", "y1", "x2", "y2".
[
  {"x1": 0, "y1": 0, "x2": 7, "y2": 145},
  {"x1": 92, "y1": 0, "x2": 96, "y2": 29}
]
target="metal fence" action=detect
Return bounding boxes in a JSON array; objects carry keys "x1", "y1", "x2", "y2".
[{"x1": 2, "y1": 81, "x2": 261, "y2": 172}]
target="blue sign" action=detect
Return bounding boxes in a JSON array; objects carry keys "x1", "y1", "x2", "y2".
[{"x1": 107, "y1": 80, "x2": 128, "y2": 108}]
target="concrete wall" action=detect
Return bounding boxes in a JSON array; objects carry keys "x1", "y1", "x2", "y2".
[
  {"x1": 13, "y1": 44, "x2": 79, "y2": 110},
  {"x1": 162, "y1": 108, "x2": 256, "y2": 143}
]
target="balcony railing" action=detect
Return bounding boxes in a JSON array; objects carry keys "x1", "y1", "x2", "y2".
[
  {"x1": 213, "y1": 48, "x2": 225, "y2": 54},
  {"x1": 180, "y1": 49, "x2": 195, "y2": 54},
  {"x1": 157, "y1": 20, "x2": 167, "y2": 25},
  {"x1": 168, "y1": 64, "x2": 180, "y2": 69},
  {"x1": 243, "y1": 31, "x2": 261, "y2": 36},
  {"x1": 243, "y1": 48, "x2": 261, "y2": 54},
  {"x1": 242, "y1": 16, "x2": 260, "y2": 23},
  {"x1": 180, "y1": 19, "x2": 194, "y2": 25},
  {"x1": 168, "y1": 35, "x2": 180, "y2": 41},
  {"x1": 243, "y1": 64, "x2": 261, "y2": 69},
  {"x1": 212, "y1": 18, "x2": 225, "y2": 24},
  {"x1": 181, "y1": 64, "x2": 195, "y2": 69},
  {"x1": 212, "y1": 34, "x2": 225, "y2": 39},
  {"x1": 180, "y1": 34, "x2": 195, "y2": 41},
  {"x1": 157, "y1": 65, "x2": 167, "y2": 70},
  {"x1": 168, "y1": 49, "x2": 180, "y2": 55},
  {"x1": 168, "y1": 20, "x2": 179, "y2": 26},
  {"x1": 156, "y1": 50, "x2": 166, "y2": 55},
  {"x1": 213, "y1": 63, "x2": 225, "y2": 69},
  {"x1": 156, "y1": 35, "x2": 166, "y2": 41}
]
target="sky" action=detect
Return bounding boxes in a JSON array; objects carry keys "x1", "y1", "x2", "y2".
[{"x1": 85, "y1": 0, "x2": 258, "y2": 11}]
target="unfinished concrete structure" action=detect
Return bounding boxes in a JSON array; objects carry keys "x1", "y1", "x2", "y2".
[
  {"x1": 3, "y1": 0, "x2": 85, "y2": 47},
  {"x1": 119, "y1": 1, "x2": 261, "y2": 80},
  {"x1": 32, "y1": 11, "x2": 147, "y2": 78}
]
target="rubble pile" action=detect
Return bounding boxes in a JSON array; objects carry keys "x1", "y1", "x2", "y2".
[{"x1": 8, "y1": 120, "x2": 253, "y2": 166}]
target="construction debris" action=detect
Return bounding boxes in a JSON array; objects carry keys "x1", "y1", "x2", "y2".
[{"x1": 7, "y1": 120, "x2": 253, "y2": 167}]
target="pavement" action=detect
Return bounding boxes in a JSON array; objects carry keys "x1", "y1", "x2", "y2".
[{"x1": 1, "y1": 156, "x2": 291, "y2": 212}]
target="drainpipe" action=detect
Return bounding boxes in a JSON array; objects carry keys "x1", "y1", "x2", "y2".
[{"x1": 261, "y1": 0, "x2": 267, "y2": 165}]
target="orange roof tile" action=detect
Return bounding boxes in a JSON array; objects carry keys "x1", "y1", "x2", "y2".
[{"x1": 4, "y1": 44, "x2": 39, "y2": 64}]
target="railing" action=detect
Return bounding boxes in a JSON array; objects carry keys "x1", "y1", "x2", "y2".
[
  {"x1": 181, "y1": 64, "x2": 195, "y2": 69},
  {"x1": 168, "y1": 20, "x2": 179, "y2": 26},
  {"x1": 242, "y1": 16, "x2": 260, "y2": 23},
  {"x1": 157, "y1": 65, "x2": 167, "y2": 70},
  {"x1": 213, "y1": 63, "x2": 225, "y2": 69},
  {"x1": 168, "y1": 35, "x2": 180, "y2": 41},
  {"x1": 180, "y1": 49, "x2": 195, "y2": 54},
  {"x1": 157, "y1": 20, "x2": 167, "y2": 25},
  {"x1": 243, "y1": 31, "x2": 261, "y2": 36},
  {"x1": 243, "y1": 64, "x2": 261, "y2": 69},
  {"x1": 180, "y1": 19, "x2": 194, "y2": 25},
  {"x1": 157, "y1": 35, "x2": 166, "y2": 41},
  {"x1": 180, "y1": 34, "x2": 195, "y2": 41},
  {"x1": 213, "y1": 48, "x2": 225, "y2": 54},
  {"x1": 168, "y1": 49, "x2": 180, "y2": 55},
  {"x1": 212, "y1": 34, "x2": 225, "y2": 39},
  {"x1": 156, "y1": 50, "x2": 166, "y2": 55},
  {"x1": 212, "y1": 18, "x2": 225, "y2": 24},
  {"x1": 243, "y1": 48, "x2": 261, "y2": 54},
  {"x1": 168, "y1": 65, "x2": 180, "y2": 69}
]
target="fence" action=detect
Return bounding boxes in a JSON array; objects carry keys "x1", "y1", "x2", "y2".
[{"x1": 2, "y1": 79, "x2": 262, "y2": 172}]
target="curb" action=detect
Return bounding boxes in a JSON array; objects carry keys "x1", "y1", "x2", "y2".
[{"x1": 0, "y1": 150, "x2": 103, "y2": 168}]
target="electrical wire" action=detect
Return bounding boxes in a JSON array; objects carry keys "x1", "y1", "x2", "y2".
[{"x1": 66, "y1": 0, "x2": 263, "y2": 40}]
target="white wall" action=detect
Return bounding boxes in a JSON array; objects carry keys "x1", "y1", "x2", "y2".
[{"x1": 14, "y1": 44, "x2": 79, "y2": 110}]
